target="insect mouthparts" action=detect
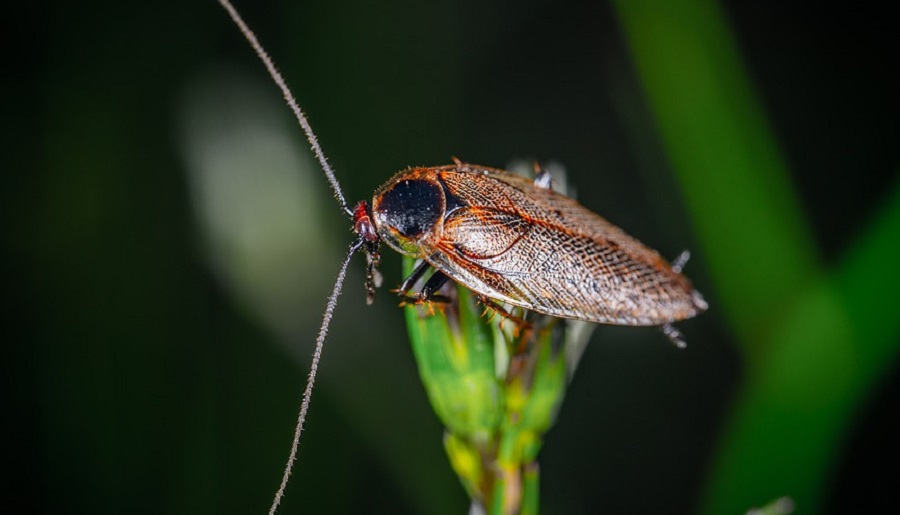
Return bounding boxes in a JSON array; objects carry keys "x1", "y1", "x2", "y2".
[
  {"x1": 350, "y1": 200, "x2": 382, "y2": 304},
  {"x1": 353, "y1": 201, "x2": 378, "y2": 243}
]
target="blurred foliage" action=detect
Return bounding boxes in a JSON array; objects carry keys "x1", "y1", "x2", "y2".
[
  {"x1": 614, "y1": 0, "x2": 900, "y2": 513},
  {"x1": 5, "y1": 0, "x2": 897, "y2": 514}
]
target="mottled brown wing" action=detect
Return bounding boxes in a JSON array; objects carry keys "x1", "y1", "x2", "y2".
[{"x1": 426, "y1": 167, "x2": 705, "y2": 326}]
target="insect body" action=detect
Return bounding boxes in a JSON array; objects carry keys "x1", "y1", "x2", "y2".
[
  {"x1": 355, "y1": 163, "x2": 707, "y2": 328},
  {"x1": 215, "y1": 1, "x2": 706, "y2": 512}
]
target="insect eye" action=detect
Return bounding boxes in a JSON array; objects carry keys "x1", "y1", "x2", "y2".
[{"x1": 375, "y1": 179, "x2": 443, "y2": 238}]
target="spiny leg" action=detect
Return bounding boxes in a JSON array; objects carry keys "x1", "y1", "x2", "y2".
[
  {"x1": 475, "y1": 294, "x2": 533, "y2": 341},
  {"x1": 419, "y1": 270, "x2": 451, "y2": 300},
  {"x1": 398, "y1": 267, "x2": 452, "y2": 306},
  {"x1": 397, "y1": 259, "x2": 431, "y2": 297},
  {"x1": 364, "y1": 241, "x2": 381, "y2": 305}
]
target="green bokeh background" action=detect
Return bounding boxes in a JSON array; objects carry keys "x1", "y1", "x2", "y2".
[{"x1": 5, "y1": 0, "x2": 897, "y2": 514}]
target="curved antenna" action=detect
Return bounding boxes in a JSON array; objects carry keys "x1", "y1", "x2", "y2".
[
  {"x1": 217, "y1": 0, "x2": 353, "y2": 217},
  {"x1": 269, "y1": 239, "x2": 363, "y2": 515}
]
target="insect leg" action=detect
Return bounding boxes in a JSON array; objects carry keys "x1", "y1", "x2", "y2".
[
  {"x1": 396, "y1": 259, "x2": 431, "y2": 297},
  {"x1": 533, "y1": 162, "x2": 553, "y2": 190},
  {"x1": 476, "y1": 294, "x2": 533, "y2": 338},
  {"x1": 396, "y1": 264, "x2": 452, "y2": 305},
  {"x1": 671, "y1": 250, "x2": 691, "y2": 274},
  {"x1": 419, "y1": 270, "x2": 450, "y2": 300},
  {"x1": 364, "y1": 241, "x2": 382, "y2": 305},
  {"x1": 661, "y1": 323, "x2": 687, "y2": 349}
]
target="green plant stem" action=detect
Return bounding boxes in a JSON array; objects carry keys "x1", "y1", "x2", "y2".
[{"x1": 403, "y1": 257, "x2": 574, "y2": 514}]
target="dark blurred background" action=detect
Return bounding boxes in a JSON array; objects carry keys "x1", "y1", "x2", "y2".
[{"x1": 4, "y1": 0, "x2": 897, "y2": 514}]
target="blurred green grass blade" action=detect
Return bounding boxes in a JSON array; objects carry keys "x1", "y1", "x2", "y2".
[
  {"x1": 613, "y1": 0, "x2": 821, "y2": 355},
  {"x1": 837, "y1": 176, "x2": 900, "y2": 366},
  {"x1": 703, "y1": 281, "x2": 857, "y2": 514},
  {"x1": 702, "y1": 179, "x2": 900, "y2": 514},
  {"x1": 613, "y1": 1, "x2": 900, "y2": 514}
]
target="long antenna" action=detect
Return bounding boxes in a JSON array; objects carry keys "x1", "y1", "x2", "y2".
[
  {"x1": 217, "y1": 0, "x2": 353, "y2": 217},
  {"x1": 269, "y1": 240, "x2": 363, "y2": 515},
  {"x1": 215, "y1": 1, "x2": 363, "y2": 512}
]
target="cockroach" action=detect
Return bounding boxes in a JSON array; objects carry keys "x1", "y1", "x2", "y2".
[
  {"x1": 215, "y1": 1, "x2": 707, "y2": 513},
  {"x1": 366, "y1": 163, "x2": 707, "y2": 331}
]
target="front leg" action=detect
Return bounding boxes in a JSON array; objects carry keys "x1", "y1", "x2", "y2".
[
  {"x1": 397, "y1": 263, "x2": 452, "y2": 304},
  {"x1": 397, "y1": 259, "x2": 431, "y2": 297},
  {"x1": 418, "y1": 270, "x2": 450, "y2": 301}
]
